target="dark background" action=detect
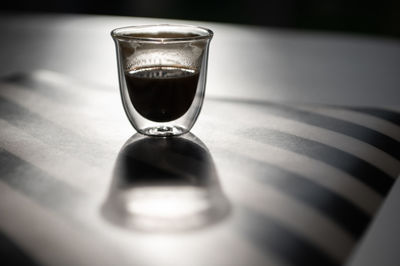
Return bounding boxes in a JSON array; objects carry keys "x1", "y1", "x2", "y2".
[{"x1": 2, "y1": 0, "x2": 400, "y2": 38}]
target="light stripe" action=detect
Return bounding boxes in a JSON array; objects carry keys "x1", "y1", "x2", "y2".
[
  {"x1": 4, "y1": 70, "x2": 111, "y2": 102},
  {"x1": 201, "y1": 116, "x2": 383, "y2": 216},
  {"x1": 217, "y1": 156, "x2": 355, "y2": 262},
  {"x1": 344, "y1": 107, "x2": 400, "y2": 126},
  {"x1": 253, "y1": 110, "x2": 399, "y2": 179},
  {"x1": 297, "y1": 105, "x2": 400, "y2": 142},
  {"x1": 0, "y1": 119, "x2": 108, "y2": 194},
  {"x1": 0, "y1": 94, "x2": 120, "y2": 170},
  {"x1": 0, "y1": 82, "x2": 128, "y2": 150},
  {"x1": 209, "y1": 101, "x2": 400, "y2": 179},
  {"x1": 246, "y1": 128, "x2": 394, "y2": 195},
  {"x1": 0, "y1": 147, "x2": 85, "y2": 214},
  {"x1": 235, "y1": 208, "x2": 340, "y2": 266},
  {"x1": 207, "y1": 98, "x2": 400, "y2": 160},
  {"x1": 0, "y1": 182, "x2": 133, "y2": 266},
  {"x1": 219, "y1": 152, "x2": 370, "y2": 238}
]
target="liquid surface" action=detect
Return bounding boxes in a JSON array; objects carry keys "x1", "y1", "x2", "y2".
[
  {"x1": 125, "y1": 66, "x2": 199, "y2": 122},
  {"x1": 122, "y1": 32, "x2": 201, "y2": 39}
]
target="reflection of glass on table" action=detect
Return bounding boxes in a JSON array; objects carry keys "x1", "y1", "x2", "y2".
[{"x1": 102, "y1": 133, "x2": 230, "y2": 232}]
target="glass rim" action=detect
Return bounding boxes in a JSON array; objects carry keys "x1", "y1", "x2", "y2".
[{"x1": 111, "y1": 24, "x2": 213, "y2": 43}]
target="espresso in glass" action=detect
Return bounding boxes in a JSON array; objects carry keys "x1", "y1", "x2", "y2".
[
  {"x1": 112, "y1": 24, "x2": 213, "y2": 137},
  {"x1": 125, "y1": 66, "x2": 199, "y2": 123}
]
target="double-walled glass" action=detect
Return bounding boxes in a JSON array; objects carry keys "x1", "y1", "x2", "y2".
[{"x1": 111, "y1": 25, "x2": 213, "y2": 137}]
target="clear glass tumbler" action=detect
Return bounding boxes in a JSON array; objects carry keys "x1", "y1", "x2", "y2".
[{"x1": 111, "y1": 24, "x2": 213, "y2": 137}]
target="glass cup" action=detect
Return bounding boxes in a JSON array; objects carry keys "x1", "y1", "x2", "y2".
[{"x1": 111, "y1": 24, "x2": 213, "y2": 137}]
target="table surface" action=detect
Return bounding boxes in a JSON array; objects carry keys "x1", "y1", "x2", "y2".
[{"x1": 0, "y1": 12, "x2": 400, "y2": 266}]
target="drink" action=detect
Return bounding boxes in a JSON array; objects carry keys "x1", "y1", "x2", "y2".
[
  {"x1": 112, "y1": 24, "x2": 213, "y2": 136},
  {"x1": 125, "y1": 66, "x2": 199, "y2": 122}
]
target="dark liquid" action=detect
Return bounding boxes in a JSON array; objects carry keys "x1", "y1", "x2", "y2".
[{"x1": 125, "y1": 66, "x2": 199, "y2": 122}]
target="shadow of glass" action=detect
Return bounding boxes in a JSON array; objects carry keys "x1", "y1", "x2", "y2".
[{"x1": 102, "y1": 133, "x2": 230, "y2": 232}]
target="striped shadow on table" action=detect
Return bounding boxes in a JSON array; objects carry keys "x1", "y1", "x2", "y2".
[{"x1": 0, "y1": 70, "x2": 399, "y2": 266}]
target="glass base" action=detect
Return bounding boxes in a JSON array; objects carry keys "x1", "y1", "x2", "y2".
[{"x1": 140, "y1": 126, "x2": 186, "y2": 137}]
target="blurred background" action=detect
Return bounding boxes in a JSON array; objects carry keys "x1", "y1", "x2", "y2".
[{"x1": 2, "y1": 0, "x2": 400, "y2": 38}]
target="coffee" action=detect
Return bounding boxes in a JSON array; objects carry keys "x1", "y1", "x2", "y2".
[{"x1": 125, "y1": 66, "x2": 199, "y2": 122}]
